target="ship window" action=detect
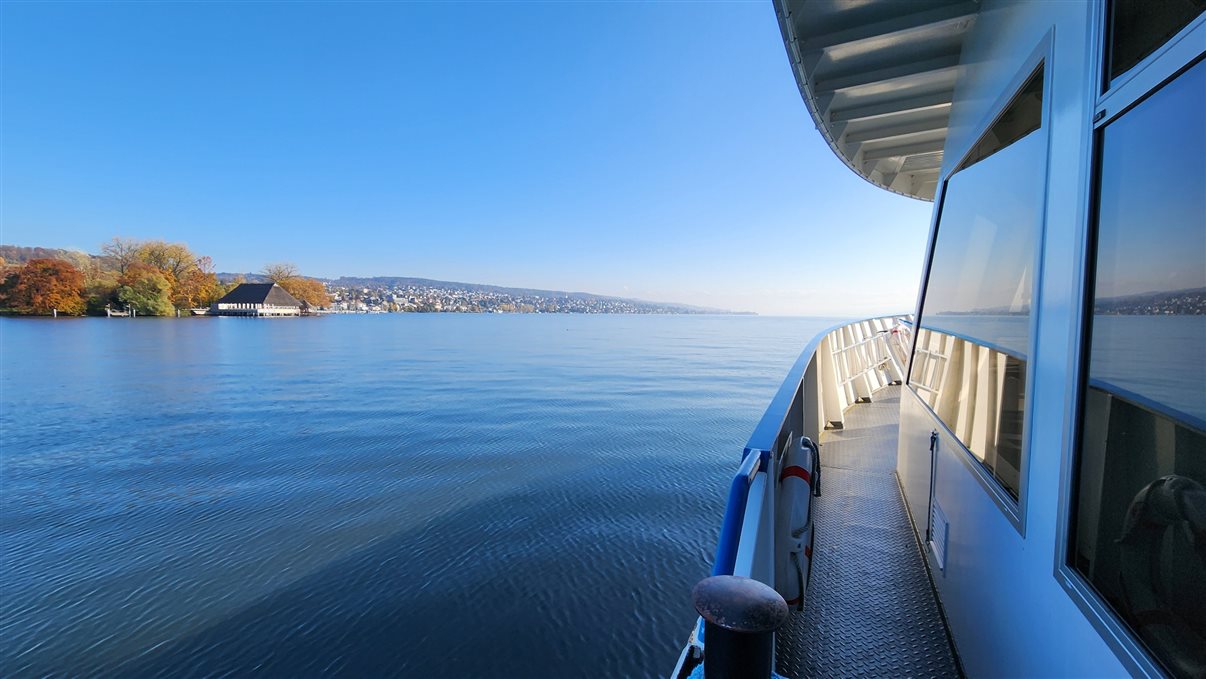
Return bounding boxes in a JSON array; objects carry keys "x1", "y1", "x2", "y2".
[
  {"x1": 1070, "y1": 58, "x2": 1206, "y2": 678},
  {"x1": 907, "y1": 65, "x2": 1046, "y2": 502},
  {"x1": 1107, "y1": 0, "x2": 1204, "y2": 82},
  {"x1": 956, "y1": 68, "x2": 1043, "y2": 172}
]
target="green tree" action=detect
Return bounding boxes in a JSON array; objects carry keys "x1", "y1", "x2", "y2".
[
  {"x1": 84, "y1": 269, "x2": 120, "y2": 315},
  {"x1": 116, "y1": 264, "x2": 174, "y2": 316}
]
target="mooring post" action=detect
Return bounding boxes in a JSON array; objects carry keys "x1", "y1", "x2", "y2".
[{"x1": 692, "y1": 575, "x2": 788, "y2": 679}]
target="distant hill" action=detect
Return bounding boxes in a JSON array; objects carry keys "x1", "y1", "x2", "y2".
[
  {"x1": 0, "y1": 244, "x2": 105, "y2": 266},
  {"x1": 944, "y1": 286, "x2": 1206, "y2": 316},
  {"x1": 216, "y1": 272, "x2": 271, "y2": 284},
  {"x1": 217, "y1": 272, "x2": 748, "y2": 314},
  {"x1": 326, "y1": 276, "x2": 746, "y2": 313},
  {"x1": 0, "y1": 244, "x2": 748, "y2": 314},
  {"x1": 1095, "y1": 286, "x2": 1205, "y2": 315}
]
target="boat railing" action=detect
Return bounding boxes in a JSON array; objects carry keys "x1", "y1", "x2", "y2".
[
  {"x1": 673, "y1": 314, "x2": 911, "y2": 679},
  {"x1": 712, "y1": 315, "x2": 911, "y2": 578}
]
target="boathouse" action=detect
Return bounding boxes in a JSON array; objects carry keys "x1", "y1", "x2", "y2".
[{"x1": 211, "y1": 283, "x2": 302, "y2": 317}]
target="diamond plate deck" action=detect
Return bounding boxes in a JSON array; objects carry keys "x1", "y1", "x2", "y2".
[{"x1": 775, "y1": 386, "x2": 961, "y2": 678}]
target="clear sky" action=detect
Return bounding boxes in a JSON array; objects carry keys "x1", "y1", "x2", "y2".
[{"x1": 1, "y1": 1, "x2": 932, "y2": 316}]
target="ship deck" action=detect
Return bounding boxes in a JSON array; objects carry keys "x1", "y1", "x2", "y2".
[{"x1": 775, "y1": 385, "x2": 962, "y2": 678}]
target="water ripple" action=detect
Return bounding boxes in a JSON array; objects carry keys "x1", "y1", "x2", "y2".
[{"x1": 1, "y1": 314, "x2": 836, "y2": 677}]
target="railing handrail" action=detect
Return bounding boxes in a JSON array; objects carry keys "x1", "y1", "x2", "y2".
[
  {"x1": 711, "y1": 448, "x2": 764, "y2": 576},
  {"x1": 710, "y1": 314, "x2": 907, "y2": 577},
  {"x1": 743, "y1": 315, "x2": 902, "y2": 457}
]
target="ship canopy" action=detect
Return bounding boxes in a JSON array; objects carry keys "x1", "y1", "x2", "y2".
[{"x1": 774, "y1": 0, "x2": 980, "y2": 201}]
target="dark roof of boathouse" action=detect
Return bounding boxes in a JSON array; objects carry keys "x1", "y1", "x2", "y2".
[{"x1": 215, "y1": 283, "x2": 301, "y2": 307}]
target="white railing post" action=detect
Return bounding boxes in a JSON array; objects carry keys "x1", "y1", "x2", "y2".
[
  {"x1": 820, "y1": 334, "x2": 845, "y2": 429},
  {"x1": 803, "y1": 355, "x2": 823, "y2": 443}
]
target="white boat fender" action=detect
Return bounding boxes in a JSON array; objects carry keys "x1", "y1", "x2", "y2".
[
  {"x1": 1117, "y1": 474, "x2": 1206, "y2": 677},
  {"x1": 775, "y1": 437, "x2": 818, "y2": 610}
]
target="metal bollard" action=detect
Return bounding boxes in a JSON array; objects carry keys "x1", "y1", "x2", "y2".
[{"x1": 692, "y1": 575, "x2": 788, "y2": 679}]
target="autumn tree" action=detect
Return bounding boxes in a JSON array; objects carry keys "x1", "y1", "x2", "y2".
[
  {"x1": 97, "y1": 238, "x2": 220, "y2": 311},
  {"x1": 101, "y1": 237, "x2": 142, "y2": 275},
  {"x1": 170, "y1": 255, "x2": 222, "y2": 308},
  {"x1": 262, "y1": 263, "x2": 299, "y2": 283},
  {"x1": 116, "y1": 263, "x2": 174, "y2": 316},
  {"x1": 279, "y1": 277, "x2": 331, "y2": 308},
  {"x1": 216, "y1": 275, "x2": 245, "y2": 299},
  {"x1": 2, "y1": 259, "x2": 87, "y2": 315},
  {"x1": 137, "y1": 241, "x2": 198, "y2": 282},
  {"x1": 262, "y1": 262, "x2": 329, "y2": 308},
  {"x1": 83, "y1": 269, "x2": 120, "y2": 314}
]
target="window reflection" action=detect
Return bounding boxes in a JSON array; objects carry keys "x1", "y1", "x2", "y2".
[
  {"x1": 908, "y1": 64, "x2": 1045, "y2": 501},
  {"x1": 919, "y1": 103, "x2": 1044, "y2": 358},
  {"x1": 1072, "y1": 59, "x2": 1206, "y2": 678},
  {"x1": 958, "y1": 68, "x2": 1043, "y2": 172},
  {"x1": 910, "y1": 329, "x2": 1026, "y2": 499}
]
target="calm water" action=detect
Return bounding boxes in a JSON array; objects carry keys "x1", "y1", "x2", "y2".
[{"x1": 0, "y1": 314, "x2": 836, "y2": 678}]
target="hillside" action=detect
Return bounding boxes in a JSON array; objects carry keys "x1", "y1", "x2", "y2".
[{"x1": 216, "y1": 273, "x2": 747, "y2": 314}]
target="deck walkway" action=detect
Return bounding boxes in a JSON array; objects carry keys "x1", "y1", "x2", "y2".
[{"x1": 775, "y1": 386, "x2": 961, "y2": 678}]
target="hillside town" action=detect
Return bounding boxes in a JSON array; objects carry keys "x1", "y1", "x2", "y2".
[
  {"x1": 0, "y1": 243, "x2": 722, "y2": 316},
  {"x1": 323, "y1": 281, "x2": 707, "y2": 314},
  {"x1": 1094, "y1": 288, "x2": 1206, "y2": 316}
]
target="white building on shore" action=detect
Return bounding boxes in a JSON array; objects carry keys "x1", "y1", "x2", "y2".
[{"x1": 211, "y1": 283, "x2": 302, "y2": 317}]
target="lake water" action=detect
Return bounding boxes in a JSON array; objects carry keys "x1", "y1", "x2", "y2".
[{"x1": 0, "y1": 314, "x2": 837, "y2": 678}]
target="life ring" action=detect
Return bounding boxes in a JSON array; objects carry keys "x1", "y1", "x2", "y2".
[
  {"x1": 775, "y1": 437, "x2": 818, "y2": 611},
  {"x1": 1117, "y1": 474, "x2": 1206, "y2": 677}
]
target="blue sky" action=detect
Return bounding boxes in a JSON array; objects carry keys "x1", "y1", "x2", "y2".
[{"x1": 1, "y1": 1, "x2": 932, "y2": 315}]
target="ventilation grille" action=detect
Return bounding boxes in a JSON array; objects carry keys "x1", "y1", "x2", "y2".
[{"x1": 929, "y1": 500, "x2": 949, "y2": 572}]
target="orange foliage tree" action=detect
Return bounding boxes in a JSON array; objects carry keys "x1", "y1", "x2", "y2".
[
  {"x1": 279, "y1": 277, "x2": 331, "y2": 308},
  {"x1": 170, "y1": 255, "x2": 222, "y2": 308},
  {"x1": 2, "y1": 259, "x2": 87, "y2": 315},
  {"x1": 263, "y1": 262, "x2": 330, "y2": 308}
]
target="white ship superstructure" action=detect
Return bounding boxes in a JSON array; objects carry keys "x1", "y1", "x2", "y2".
[{"x1": 674, "y1": 2, "x2": 1205, "y2": 677}]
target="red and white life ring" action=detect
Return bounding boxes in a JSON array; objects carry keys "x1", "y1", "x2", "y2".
[{"x1": 776, "y1": 438, "x2": 818, "y2": 610}]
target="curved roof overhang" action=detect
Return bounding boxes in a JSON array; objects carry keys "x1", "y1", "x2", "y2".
[{"x1": 773, "y1": 0, "x2": 980, "y2": 201}]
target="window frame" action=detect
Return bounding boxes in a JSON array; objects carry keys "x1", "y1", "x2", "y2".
[
  {"x1": 906, "y1": 34, "x2": 1055, "y2": 535},
  {"x1": 1053, "y1": 6, "x2": 1206, "y2": 678}
]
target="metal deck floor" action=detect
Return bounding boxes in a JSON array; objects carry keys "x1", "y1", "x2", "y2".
[{"x1": 775, "y1": 386, "x2": 960, "y2": 678}]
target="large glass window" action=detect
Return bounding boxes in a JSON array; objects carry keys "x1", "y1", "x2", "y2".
[
  {"x1": 908, "y1": 67, "x2": 1046, "y2": 502},
  {"x1": 1070, "y1": 58, "x2": 1205, "y2": 679}
]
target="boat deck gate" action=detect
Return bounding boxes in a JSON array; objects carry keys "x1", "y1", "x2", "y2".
[{"x1": 775, "y1": 386, "x2": 961, "y2": 678}]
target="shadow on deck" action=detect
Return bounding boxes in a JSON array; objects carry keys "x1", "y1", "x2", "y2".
[{"x1": 775, "y1": 385, "x2": 961, "y2": 678}]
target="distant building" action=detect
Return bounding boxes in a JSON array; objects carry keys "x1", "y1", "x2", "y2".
[{"x1": 211, "y1": 283, "x2": 302, "y2": 317}]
